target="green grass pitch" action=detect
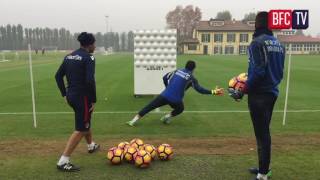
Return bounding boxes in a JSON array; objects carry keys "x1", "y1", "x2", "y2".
[{"x1": 0, "y1": 52, "x2": 319, "y2": 179}]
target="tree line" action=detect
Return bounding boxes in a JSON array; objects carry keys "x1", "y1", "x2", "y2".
[{"x1": 0, "y1": 24, "x2": 134, "y2": 51}]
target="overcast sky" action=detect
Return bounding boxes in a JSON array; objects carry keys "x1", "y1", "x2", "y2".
[{"x1": 1, "y1": 0, "x2": 319, "y2": 36}]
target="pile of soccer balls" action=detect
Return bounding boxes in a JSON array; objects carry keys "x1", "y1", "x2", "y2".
[{"x1": 107, "y1": 138, "x2": 173, "y2": 168}]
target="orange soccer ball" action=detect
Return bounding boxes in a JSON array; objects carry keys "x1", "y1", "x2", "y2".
[
  {"x1": 143, "y1": 144, "x2": 157, "y2": 160},
  {"x1": 134, "y1": 150, "x2": 152, "y2": 168},
  {"x1": 118, "y1": 141, "x2": 130, "y2": 150},
  {"x1": 157, "y1": 144, "x2": 173, "y2": 161},
  {"x1": 107, "y1": 147, "x2": 124, "y2": 165},
  {"x1": 228, "y1": 73, "x2": 248, "y2": 91},
  {"x1": 130, "y1": 138, "x2": 144, "y2": 150},
  {"x1": 123, "y1": 146, "x2": 139, "y2": 163}
]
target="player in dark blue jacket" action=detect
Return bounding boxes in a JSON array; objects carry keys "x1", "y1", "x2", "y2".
[
  {"x1": 229, "y1": 12, "x2": 285, "y2": 180},
  {"x1": 55, "y1": 32, "x2": 99, "y2": 172},
  {"x1": 127, "y1": 60, "x2": 224, "y2": 126}
]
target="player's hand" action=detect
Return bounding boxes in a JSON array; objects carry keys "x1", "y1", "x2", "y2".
[
  {"x1": 228, "y1": 88, "x2": 244, "y2": 102},
  {"x1": 89, "y1": 103, "x2": 95, "y2": 112},
  {"x1": 212, "y1": 86, "x2": 224, "y2": 96}
]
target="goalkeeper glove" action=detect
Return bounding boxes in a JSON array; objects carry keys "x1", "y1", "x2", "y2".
[
  {"x1": 212, "y1": 86, "x2": 224, "y2": 96},
  {"x1": 228, "y1": 88, "x2": 244, "y2": 102}
]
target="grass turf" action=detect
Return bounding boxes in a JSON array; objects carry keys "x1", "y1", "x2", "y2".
[{"x1": 0, "y1": 52, "x2": 319, "y2": 179}]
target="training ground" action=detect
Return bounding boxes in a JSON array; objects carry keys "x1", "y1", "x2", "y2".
[{"x1": 0, "y1": 52, "x2": 319, "y2": 179}]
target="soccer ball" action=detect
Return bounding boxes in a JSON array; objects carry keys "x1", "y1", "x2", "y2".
[
  {"x1": 157, "y1": 144, "x2": 173, "y2": 161},
  {"x1": 229, "y1": 73, "x2": 248, "y2": 91},
  {"x1": 130, "y1": 138, "x2": 144, "y2": 150},
  {"x1": 123, "y1": 146, "x2": 138, "y2": 163},
  {"x1": 143, "y1": 144, "x2": 157, "y2": 160},
  {"x1": 118, "y1": 141, "x2": 130, "y2": 150},
  {"x1": 107, "y1": 147, "x2": 124, "y2": 165},
  {"x1": 134, "y1": 150, "x2": 152, "y2": 168}
]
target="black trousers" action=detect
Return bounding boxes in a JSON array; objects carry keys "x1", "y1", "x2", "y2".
[
  {"x1": 138, "y1": 95, "x2": 184, "y2": 117},
  {"x1": 248, "y1": 93, "x2": 277, "y2": 175}
]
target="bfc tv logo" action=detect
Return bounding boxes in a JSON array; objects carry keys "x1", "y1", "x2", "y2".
[{"x1": 268, "y1": 10, "x2": 309, "y2": 29}]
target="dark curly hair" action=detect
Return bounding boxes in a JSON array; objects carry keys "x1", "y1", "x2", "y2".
[
  {"x1": 77, "y1": 32, "x2": 95, "y2": 46},
  {"x1": 255, "y1": 11, "x2": 269, "y2": 29},
  {"x1": 185, "y1": 60, "x2": 196, "y2": 71}
]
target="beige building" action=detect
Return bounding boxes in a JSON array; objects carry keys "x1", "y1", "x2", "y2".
[
  {"x1": 181, "y1": 19, "x2": 320, "y2": 55},
  {"x1": 181, "y1": 19, "x2": 255, "y2": 55},
  {"x1": 278, "y1": 35, "x2": 320, "y2": 54}
]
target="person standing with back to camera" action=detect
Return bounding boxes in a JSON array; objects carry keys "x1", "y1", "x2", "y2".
[{"x1": 229, "y1": 11, "x2": 285, "y2": 180}]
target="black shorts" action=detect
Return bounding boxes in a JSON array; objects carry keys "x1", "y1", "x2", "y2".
[
  {"x1": 67, "y1": 95, "x2": 93, "y2": 132},
  {"x1": 138, "y1": 95, "x2": 184, "y2": 117}
]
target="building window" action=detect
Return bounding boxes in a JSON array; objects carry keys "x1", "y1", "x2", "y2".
[
  {"x1": 292, "y1": 44, "x2": 297, "y2": 51},
  {"x1": 304, "y1": 43, "x2": 311, "y2": 51},
  {"x1": 210, "y1": 21, "x2": 224, "y2": 26},
  {"x1": 225, "y1": 46, "x2": 234, "y2": 54},
  {"x1": 201, "y1": 34, "x2": 210, "y2": 43},
  {"x1": 214, "y1": 46, "x2": 222, "y2": 54},
  {"x1": 311, "y1": 44, "x2": 316, "y2": 51},
  {"x1": 296, "y1": 44, "x2": 301, "y2": 51},
  {"x1": 285, "y1": 44, "x2": 290, "y2": 52},
  {"x1": 188, "y1": 44, "x2": 197, "y2": 51},
  {"x1": 239, "y1": 45, "x2": 248, "y2": 54},
  {"x1": 240, "y1": 34, "x2": 249, "y2": 42},
  {"x1": 214, "y1": 34, "x2": 223, "y2": 42},
  {"x1": 227, "y1": 33, "x2": 235, "y2": 42}
]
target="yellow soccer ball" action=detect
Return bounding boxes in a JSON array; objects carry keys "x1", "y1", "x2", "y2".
[
  {"x1": 228, "y1": 73, "x2": 248, "y2": 91},
  {"x1": 237, "y1": 73, "x2": 248, "y2": 82},
  {"x1": 118, "y1": 141, "x2": 130, "y2": 150},
  {"x1": 134, "y1": 149, "x2": 152, "y2": 168},
  {"x1": 130, "y1": 138, "x2": 144, "y2": 150},
  {"x1": 123, "y1": 146, "x2": 138, "y2": 163},
  {"x1": 143, "y1": 144, "x2": 157, "y2": 160},
  {"x1": 157, "y1": 144, "x2": 173, "y2": 161},
  {"x1": 107, "y1": 147, "x2": 124, "y2": 165}
]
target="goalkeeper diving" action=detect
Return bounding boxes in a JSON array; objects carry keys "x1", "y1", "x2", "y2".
[{"x1": 127, "y1": 60, "x2": 224, "y2": 126}]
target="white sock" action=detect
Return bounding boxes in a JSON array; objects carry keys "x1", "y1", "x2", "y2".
[
  {"x1": 131, "y1": 115, "x2": 140, "y2": 123},
  {"x1": 164, "y1": 114, "x2": 172, "y2": 118},
  {"x1": 57, "y1": 155, "x2": 70, "y2": 166},
  {"x1": 257, "y1": 173, "x2": 268, "y2": 180},
  {"x1": 88, "y1": 142, "x2": 96, "y2": 149}
]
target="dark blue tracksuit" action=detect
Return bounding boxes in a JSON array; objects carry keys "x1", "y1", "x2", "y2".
[
  {"x1": 247, "y1": 28, "x2": 285, "y2": 174},
  {"x1": 55, "y1": 48, "x2": 96, "y2": 131},
  {"x1": 138, "y1": 68, "x2": 211, "y2": 117}
]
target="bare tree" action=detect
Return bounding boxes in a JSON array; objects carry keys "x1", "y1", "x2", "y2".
[
  {"x1": 166, "y1": 5, "x2": 202, "y2": 42},
  {"x1": 242, "y1": 12, "x2": 256, "y2": 22},
  {"x1": 215, "y1": 10, "x2": 232, "y2": 20}
]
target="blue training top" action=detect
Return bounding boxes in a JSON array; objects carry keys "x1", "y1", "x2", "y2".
[
  {"x1": 55, "y1": 48, "x2": 96, "y2": 103},
  {"x1": 247, "y1": 29, "x2": 285, "y2": 96},
  {"x1": 161, "y1": 68, "x2": 211, "y2": 103}
]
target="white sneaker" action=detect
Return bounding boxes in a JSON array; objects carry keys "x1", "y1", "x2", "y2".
[
  {"x1": 255, "y1": 173, "x2": 268, "y2": 180},
  {"x1": 88, "y1": 143, "x2": 100, "y2": 153}
]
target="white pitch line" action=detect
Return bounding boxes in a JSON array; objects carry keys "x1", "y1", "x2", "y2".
[{"x1": 0, "y1": 109, "x2": 320, "y2": 115}]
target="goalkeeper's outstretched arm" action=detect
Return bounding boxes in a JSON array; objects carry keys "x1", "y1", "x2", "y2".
[
  {"x1": 191, "y1": 77, "x2": 212, "y2": 94},
  {"x1": 191, "y1": 76, "x2": 224, "y2": 96}
]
